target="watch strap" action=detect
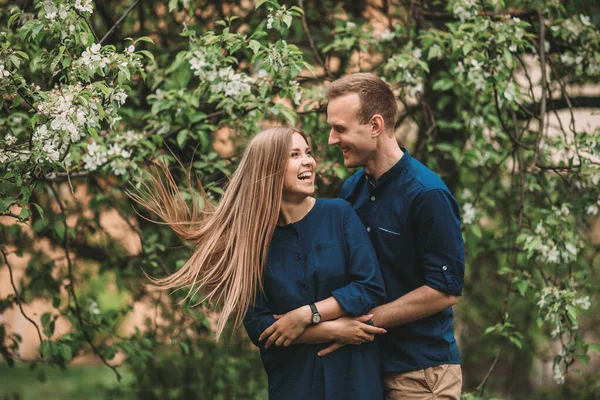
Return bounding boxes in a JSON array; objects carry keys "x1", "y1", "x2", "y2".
[{"x1": 309, "y1": 303, "x2": 318, "y2": 315}]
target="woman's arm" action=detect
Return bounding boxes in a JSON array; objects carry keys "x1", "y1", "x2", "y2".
[
  {"x1": 294, "y1": 315, "x2": 386, "y2": 345},
  {"x1": 258, "y1": 296, "x2": 347, "y2": 348},
  {"x1": 243, "y1": 288, "x2": 278, "y2": 351}
]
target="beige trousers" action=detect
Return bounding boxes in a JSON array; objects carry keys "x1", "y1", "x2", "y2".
[{"x1": 384, "y1": 364, "x2": 462, "y2": 400}]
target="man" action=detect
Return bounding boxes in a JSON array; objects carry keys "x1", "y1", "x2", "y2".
[{"x1": 321, "y1": 73, "x2": 465, "y2": 399}]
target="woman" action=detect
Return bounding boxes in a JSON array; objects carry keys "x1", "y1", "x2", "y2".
[{"x1": 131, "y1": 127, "x2": 386, "y2": 399}]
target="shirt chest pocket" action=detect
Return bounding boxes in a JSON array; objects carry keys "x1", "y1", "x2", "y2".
[
  {"x1": 374, "y1": 223, "x2": 412, "y2": 263},
  {"x1": 311, "y1": 241, "x2": 347, "y2": 287}
]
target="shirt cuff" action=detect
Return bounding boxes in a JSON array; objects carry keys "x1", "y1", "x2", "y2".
[
  {"x1": 425, "y1": 269, "x2": 464, "y2": 296},
  {"x1": 330, "y1": 287, "x2": 376, "y2": 317}
]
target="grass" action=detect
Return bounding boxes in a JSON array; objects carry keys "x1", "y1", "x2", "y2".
[{"x1": 0, "y1": 363, "x2": 134, "y2": 400}]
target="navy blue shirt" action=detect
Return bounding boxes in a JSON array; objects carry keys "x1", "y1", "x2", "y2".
[
  {"x1": 340, "y1": 149, "x2": 465, "y2": 373},
  {"x1": 243, "y1": 198, "x2": 387, "y2": 400}
]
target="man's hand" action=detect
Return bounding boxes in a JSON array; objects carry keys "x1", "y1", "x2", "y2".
[
  {"x1": 259, "y1": 305, "x2": 312, "y2": 348},
  {"x1": 317, "y1": 314, "x2": 386, "y2": 356}
]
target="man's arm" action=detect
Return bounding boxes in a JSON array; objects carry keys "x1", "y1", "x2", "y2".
[
  {"x1": 294, "y1": 315, "x2": 386, "y2": 345},
  {"x1": 370, "y1": 285, "x2": 457, "y2": 328}
]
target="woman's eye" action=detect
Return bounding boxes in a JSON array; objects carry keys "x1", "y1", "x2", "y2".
[{"x1": 291, "y1": 152, "x2": 299, "y2": 157}]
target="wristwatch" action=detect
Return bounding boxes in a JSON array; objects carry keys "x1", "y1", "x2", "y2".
[{"x1": 309, "y1": 303, "x2": 321, "y2": 324}]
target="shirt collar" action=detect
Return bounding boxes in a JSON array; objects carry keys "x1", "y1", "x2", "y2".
[{"x1": 365, "y1": 147, "x2": 411, "y2": 189}]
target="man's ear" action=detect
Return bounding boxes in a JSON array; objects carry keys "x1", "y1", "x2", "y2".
[{"x1": 370, "y1": 114, "x2": 385, "y2": 138}]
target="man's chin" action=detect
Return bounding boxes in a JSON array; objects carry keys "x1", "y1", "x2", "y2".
[{"x1": 343, "y1": 158, "x2": 361, "y2": 169}]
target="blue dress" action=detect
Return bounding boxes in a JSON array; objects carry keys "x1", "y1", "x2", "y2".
[{"x1": 243, "y1": 198, "x2": 387, "y2": 400}]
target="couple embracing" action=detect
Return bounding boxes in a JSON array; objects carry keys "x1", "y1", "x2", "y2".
[{"x1": 135, "y1": 73, "x2": 465, "y2": 399}]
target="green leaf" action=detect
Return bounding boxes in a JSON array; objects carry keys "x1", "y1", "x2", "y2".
[
  {"x1": 59, "y1": 343, "x2": 73, "y2": 362},
  {"x1": 168, "y1": 0, "x2": 179, "y2": 12},
  {"x1": 508, "y1": 336, "x2": 523, "y2": 349},
  {"x1": 40, "y1": 340, "x2": 52, "y2": 359},
  {"x1": 177, "y1": 130, "x2": 188, "y2": 148},
  {"x1": 303, "y1": 61, "x2": 317, "y2": 77},
  {"x1": 283, "y1": 15, "x2": 293, "y2": 28},
  {"x1": 54, "y1": 221, "x2": 65, "y2": 241},
  {"x1": 0, "y1": 197, "x2": 16, "y2": 212},
  {"x1": 93, "y1": 82, "x2": 110, "y2": 95},
  {"x1": 139, "y1": 50, "x2": 154, "y2": 61},
  {"x1": 515, "y1": 280, "x2": 528, "y2": 297},
  {"x1": 15, "y1": 51, "x2": 29, "y2": 60},
  {"x1": 255, "y1": 0, "x2": 270, "y2": 9},
  {"x1": 576, "y1": 354, "x2": 590, "y2": 367},
  {"x1": 32, "y1": 203, "x2": 44, "y2": 219},
  {"x1": 135, "y1": 36, "x2": 155, "y2": 44},
  {"x1": 484, "y1": 326, "x2": 496, "y2": 335},
  {"x1": 18, "y1": 208, "x2": 30, "y2": 220},
  {"x1": 41, "y1": 312, "x2": 51, "y2": 327},
  {"x1": 7, "y1": 13, "x2": 20, "y2": 29},
  {"x1": 588, "y1": 343, "x2": 600, "y2": 355},
  {"x1": 248, "y1": 40, "x2": 261, "y2": 54},
  {"x1": 33, "y1": 219, "x2": 49, "y2": 233}
]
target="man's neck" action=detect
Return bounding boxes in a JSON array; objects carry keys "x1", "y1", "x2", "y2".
[{"x1": 364, "y1": 137, "x2": 404, "y2": 181}]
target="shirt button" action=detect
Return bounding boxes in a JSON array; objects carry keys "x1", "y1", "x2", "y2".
[
  {"x1": 366, "y1": 227, "x2": 371, "y2": 232},
  {"x1": 371, "y1": 196, "x2": 376, "y2": 201},
  {"x1": 442, "y1": 265, "x2": 448, "y2": 271},
  {"x1": 296, "y1": 255, "x2": 302, "y2": 261}
]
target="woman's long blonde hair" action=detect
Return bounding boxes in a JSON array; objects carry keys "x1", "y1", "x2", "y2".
[{"x1": 129, "y1": 127, "x2": 308, "y2": 339}]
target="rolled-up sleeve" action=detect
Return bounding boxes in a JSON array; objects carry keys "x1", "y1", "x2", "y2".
[
  {"x1": 331, "y1": 203, "x2": 387, "y2": 316},
  {"x1": 243, "y1": 287, "x2": 277, "y2": 350},
  {"x1": 413, "y1": 189, "x2": 465, "y2": 296}
]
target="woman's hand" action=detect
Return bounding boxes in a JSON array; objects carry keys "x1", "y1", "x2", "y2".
[
  {"x1": 317, "y1": 314, "x2": 386, "y2": 356},
  {"x1": 259, "y1": 305, "x2": 312, "y2": 348}
]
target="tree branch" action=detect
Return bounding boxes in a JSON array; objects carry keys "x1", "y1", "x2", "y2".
[
  {"x1": 297, "y1": 0, "x2": 330, "y2": 77},
  {"x1": 0, "y1": 247, "x2": 44, "y2": 346},
  {"x1": 529, "y1": 9, "x2": 547, "y2": 171},
  {"x1": 100, "y1": 0, "x2": 141, "y2": 45},
  {"x1": 48, "y1": 184, "x2": 122, "y2": 381}
]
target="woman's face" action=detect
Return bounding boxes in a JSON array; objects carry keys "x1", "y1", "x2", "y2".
[{"x1": 282, "y1": 132, "x2": 316, "y2": 200}]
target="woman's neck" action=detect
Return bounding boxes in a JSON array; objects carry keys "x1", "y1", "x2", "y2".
[{"x1": 278, "y1": 196, "x2": 315, "y2": 225}]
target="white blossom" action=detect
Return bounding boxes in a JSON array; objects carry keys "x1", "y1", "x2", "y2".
[
  {"x1": 462, "y1": 203, "x2": 476, "y2": 224},
  {"x1": 454, "y1": 62, "x2": 465, "y2": 75},
  {"x1": 346, "y1": 22, "x2": 357, "y2": 31},
  {"x1": 575, "y1": 296, "x2": 591, "y2": 310},
  {"x1": 5, "y1": 135, "x2": 16, "y2": 145},
  {"x1": 89, "y1": 301, "x2": 100, "y2": 315},
  {"x1": 0, "y1": 62, "x2": 10, "y2": 78},
  {"x1": 553, "y1": 365, "x2": 565, "y2": 384},
  {"x1": 509, "y1": 42, "x2": 517, "y2": 52},
  {"x1": 58, "y1": 4, "x2": 69, "y2": 20},
  {"x1": 586, "y1": 204, "x2": 598, "y2": 215},
  {"x1": 74, "y1": 0, "x2": 93, "y2": 13},
  {"x1": 546, "y1": 246, "x2": 560, "y2": 263},
  {"x1": 580, "y1": 14, "x2": 591, "y2": 26},
  {"x1": 112, "y1": 89, "x2": 128, "y2": 105},
  {"x1": 378, "y1": 29, "x2": 395, "y2": 41},
  {"x1": 44, "y1": 0, "x2": 58, "y2": 20}
]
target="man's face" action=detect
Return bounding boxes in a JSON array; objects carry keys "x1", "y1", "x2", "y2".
[{"x1": 327, "y1": 93, "x2": 376, "y2": 168}]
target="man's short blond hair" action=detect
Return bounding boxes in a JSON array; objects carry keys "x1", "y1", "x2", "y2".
[{"x1": 326, "y1": 73, "x2": 398, "y2": 132}]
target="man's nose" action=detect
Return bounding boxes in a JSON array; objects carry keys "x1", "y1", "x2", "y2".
[{"x1": 328, "y1": 129, "x2": 339, "y2": 146}]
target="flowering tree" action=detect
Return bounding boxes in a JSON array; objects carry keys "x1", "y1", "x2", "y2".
[{"x1": 1, "y1": 0, "x2": 599, "y2": 398}]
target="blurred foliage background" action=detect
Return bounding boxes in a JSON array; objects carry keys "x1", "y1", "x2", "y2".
[{"x1": 1, "y1": 0, "x2": 599, "y2": 398}]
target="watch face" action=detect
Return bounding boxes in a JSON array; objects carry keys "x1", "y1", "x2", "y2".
[{"x1": 312, "y1": 314, "x2": 321, "y2": 324}]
